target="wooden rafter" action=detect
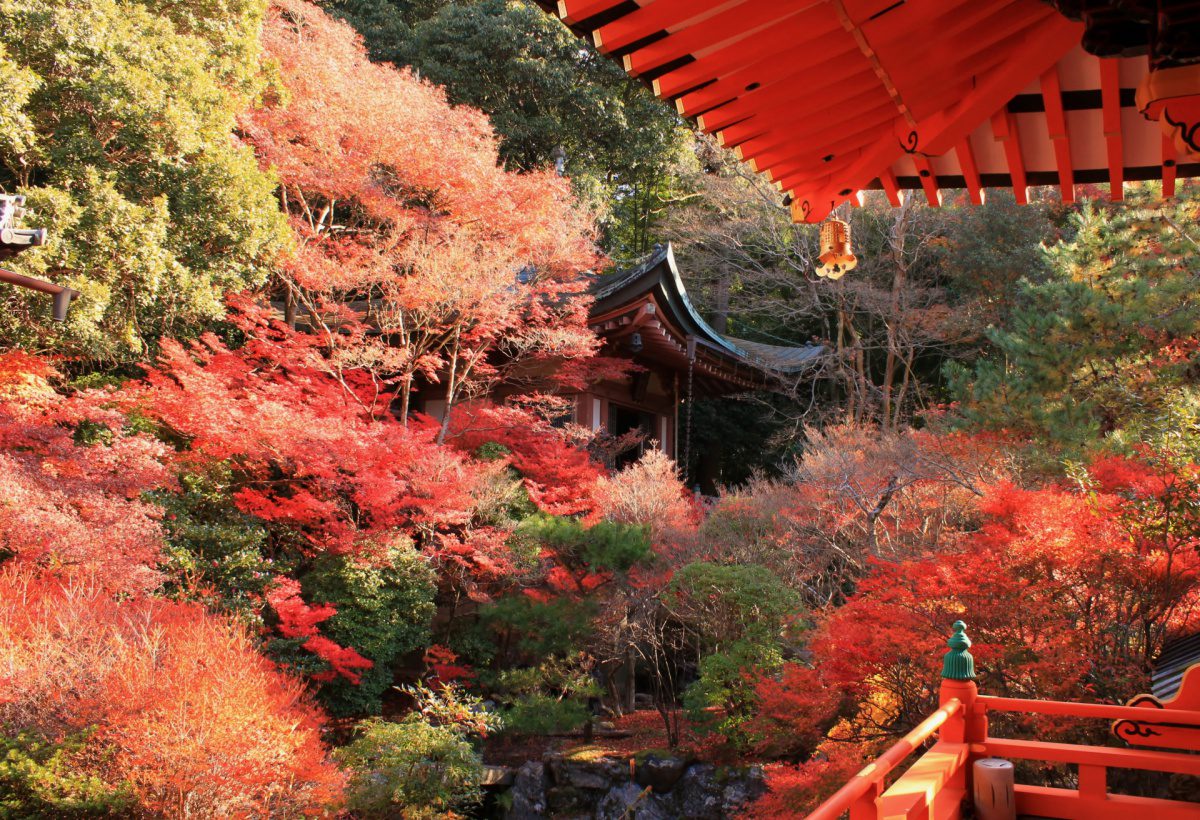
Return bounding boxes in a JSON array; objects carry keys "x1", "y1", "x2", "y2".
[
  {"x1": 1041, "y1": 64, "x2": 1075, "y2": 203},
  {"x1": 556, "y1": 0, "x2": 628, "y2": 26},
  {"x1": 1163, "y1": 134, "x2": 1178, "y2": 198},
  {"x1": 623, "y1": 0, "x2": 813, "y2": 78},
  {"x1": 691, "y1": 44, "x2": 869, "y2": 130},
  {"x1": 991, "y1": 108, "x2": 1029, "y2": 204},
  {"x1": 594, "y1": 0, "x2": 728, "y2": 55},
  {"x1": 911, "y1": 154, "x2": 943, "y2": 207},
  {"x1": 956, "y1": 137, "x2": 985, "y2": 205},
  {"x1": 1099, "y1": 57, "x2": 1124, "y2": 200},
  {"x1": 672, "y1": 13, "x2": 846, "y2": 114},
  {"x1": 878, "y1": 167, "x2": 902, "y2": 206},
  {"x1": 697, "y1": 60, "x2": 877, "y2": 136}
]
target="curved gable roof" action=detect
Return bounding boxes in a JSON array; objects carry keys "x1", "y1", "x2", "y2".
[{"x1": 591, "y1": 243, "x2": 823, "y2": 377}]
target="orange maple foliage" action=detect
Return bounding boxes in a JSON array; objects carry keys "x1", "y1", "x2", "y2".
[
  {"x1": 752, "y1": 452, "x2": 1200, "y2": 815},
  {"x1": 242, "y1": 0, "x2": 606, "y2": 425},
  {"x1": 0, "y1": 568, "x2": 343, "y2": 817}
]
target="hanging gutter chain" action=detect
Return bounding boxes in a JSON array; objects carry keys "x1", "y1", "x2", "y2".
[{"x1": 683, "y1": 335, "x2": 696, "y2": 477}]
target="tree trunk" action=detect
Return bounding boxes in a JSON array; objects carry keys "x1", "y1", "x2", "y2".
[
  {"x1": 284, "y1": 283, "x2": 297, "y2": 329},
  {"x1": 436, "y1": 340, "x2": 459, "y2": 445},
  {"x1": 882, "y1": 208, "x2": 910, "y2": 430}
]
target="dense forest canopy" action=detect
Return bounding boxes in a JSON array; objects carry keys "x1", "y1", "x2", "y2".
[{"x1": 0, "y1": 0, "x2": 1197, "y2": 818}]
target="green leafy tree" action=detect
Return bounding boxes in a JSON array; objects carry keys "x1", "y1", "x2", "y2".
[
  {"x1": 335, "y1": 685, "x2": 500, "y2": 819},
  {"x1": 0, "y1": 0, "x2": 287, "y2": 360},
  {"x1": 668, "y1": 562, "x2": 802, "y2": 746},
  {"x1": 0, "y1": 730, "x2": 134, "y2": 819},
  {"x1": 155, "y1": 466, "x2": 277, "y2": 622},
  {"x1": 512, "y1": 513, "x2": 650, "y2": 573},
  {"x1": 304, "y1": 542, "x2": 439, "y2": 716},
  {"x1": 335, "y1": 717, "x2": 485, "y2": 819}
]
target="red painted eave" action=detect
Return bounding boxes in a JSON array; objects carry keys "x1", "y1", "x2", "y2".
[{"x1": 535, "y1": 0, "x2": 1200, "y2": 222}]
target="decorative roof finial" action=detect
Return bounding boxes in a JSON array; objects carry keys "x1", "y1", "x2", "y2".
[{"x1": 941, "y1": 620, "x2": 976, "y2": 681}]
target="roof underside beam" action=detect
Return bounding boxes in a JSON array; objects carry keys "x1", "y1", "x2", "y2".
[{"x1": 540, "y1": 0, "x2": 1199, "y2": 222}]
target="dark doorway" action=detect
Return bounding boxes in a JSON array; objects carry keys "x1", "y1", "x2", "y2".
[{"x1": 609, "y1": 402, "x2": 657, "y2": 469}]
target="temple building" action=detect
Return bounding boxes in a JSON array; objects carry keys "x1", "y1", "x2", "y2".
[
  {"x1": 577, "y1": 242, "x2": 822, "y2": 469},
  {"x1": 414, "y1": 243, "x2": 823, "y2": 474}
]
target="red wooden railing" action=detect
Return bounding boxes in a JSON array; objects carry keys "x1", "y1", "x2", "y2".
[
  {"x1": 976, "y1": 695, "x2": 1200, "y2": 820},
  {"x1": 806, "y1": 698, "x2": 962, "y2": 820},
  {"x1": 805, "y1": 624, "x2": 1200, "y2": 820}
]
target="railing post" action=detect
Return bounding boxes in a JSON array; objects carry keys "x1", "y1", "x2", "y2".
[
  {"x1": 1078, "y1": 764, "x2": 1107, "y2": 800},
  {"x1": 939, "y1": 621, "x2": 987, "y2": 792},
  {"x1": 848, "y1": 779, "x2": 881, "y2": 820}
]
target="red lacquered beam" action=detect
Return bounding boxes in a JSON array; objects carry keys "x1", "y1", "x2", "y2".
[{"x1": 978, "y1": 695, "x2": 1200, "y2": 727}]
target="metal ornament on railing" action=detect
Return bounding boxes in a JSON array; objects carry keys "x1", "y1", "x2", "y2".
[
  {"x1": 814, "y1": 216, "x2": 857, "y2": 280},
  {"x1": 941, "y1": 620, "x2": 977, "y2": 681}
]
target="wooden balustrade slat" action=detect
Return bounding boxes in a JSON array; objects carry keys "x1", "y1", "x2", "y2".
[
  {"x1": 807, "y1": 700, "x2": 963, "y2": 820},
  {"x1": 1014, "y1": 784, "x2": 1200, "y2": 820},
  {"x1": 1076, "y1": 764, "x2": 1106, "y2": 799}
]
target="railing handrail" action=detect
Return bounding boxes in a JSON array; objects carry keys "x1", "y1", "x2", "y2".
[
  {"x1": 806, "y1": 698, "x2": 962, "y2": 820},
  {"x1": 984, "y1": 736, "x2": 1200, "y2": 776},
  {"x1": 978, "y1": 694, "x2": 1200, "y2": 726}
]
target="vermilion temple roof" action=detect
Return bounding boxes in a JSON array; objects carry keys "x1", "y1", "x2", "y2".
[{"x1": 537, "y1": 0, "x2": 1200, "y2": 223}]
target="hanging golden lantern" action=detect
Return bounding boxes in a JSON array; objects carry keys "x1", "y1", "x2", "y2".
[{"x1": 814, "y1": 216, "x2": 857, "y2": 280}]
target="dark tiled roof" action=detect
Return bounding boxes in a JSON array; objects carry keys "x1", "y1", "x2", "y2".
[
  {"x1": 1152, "y1": 633, "x2": 1200, "y2": 701},
  {"x1": 725, "y1": 337, "x2": 827, "y2": 372},
  {"x1": 592, "y1": 243, "x2": 825, "y2": 377},
  {"x1": 590, "y1": 244, "x2": 673, "y2": 301}
]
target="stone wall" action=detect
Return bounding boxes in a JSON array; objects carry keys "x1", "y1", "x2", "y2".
[{"x1": 503, "y1": 752, "x2": 765, "y2": 819}]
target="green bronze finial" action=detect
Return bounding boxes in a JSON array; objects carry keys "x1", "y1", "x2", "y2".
[{"x1": 941, "y1": 620, "x2": 976, "y2": 681}]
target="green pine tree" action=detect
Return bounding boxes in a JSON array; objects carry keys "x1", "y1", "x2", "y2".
[{"x1": 950, "y1": 184, "x2": 1200, "y2": 455}]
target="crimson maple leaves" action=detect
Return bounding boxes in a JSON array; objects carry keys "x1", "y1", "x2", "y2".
[{"x1": 752, "y1": 452, "x2": 1200, "y2": 815}]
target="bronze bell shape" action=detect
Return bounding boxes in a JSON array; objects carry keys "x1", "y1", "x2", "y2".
[{"x1": 815, "y1": 217, "x2": 857, "y2": 280}]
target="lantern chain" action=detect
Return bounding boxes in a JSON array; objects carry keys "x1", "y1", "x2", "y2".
[{"x1": 683, "y1": 350, "x2": 695, "y2": 479}]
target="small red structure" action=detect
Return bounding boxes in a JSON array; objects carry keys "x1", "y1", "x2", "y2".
[
  {"x1": 0, "y1": 194, "x2": 77, "y2": 321},
  {"x1": 807, "y1": 621, "x2": 1200, "y2": 820}
]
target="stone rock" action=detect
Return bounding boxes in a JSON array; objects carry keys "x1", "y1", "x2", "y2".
[
  {"x1": 482, "y1": 764, "x2": 515, "y2": 787},
  {"x1": 596, "y1": 782, "x2": 676, "y2": 820},
  {"x1": 634, "y1": 755, "x2": 688, "y2": 792},
  {"x1": 720, "y1": 765, "x2": 767, "y2": 816},
  {"x1": 507, "y1": 761, "x2": 548, "y2": 819},
  {"x1": 676, "y1": 763, "x2": 724, "y2": 820},
  {"x1": 566, "y1": 767, "x2": 611, "y2": 790},
  {"x1": 508, "y1": 754, "x2": 765, "y2": 820},
  {"x1": 546, "y1": 785, "x2": 593, "y2": 816},
  {"x1": 548, "y1": 755, "x2": 626, "y2": 791}
]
